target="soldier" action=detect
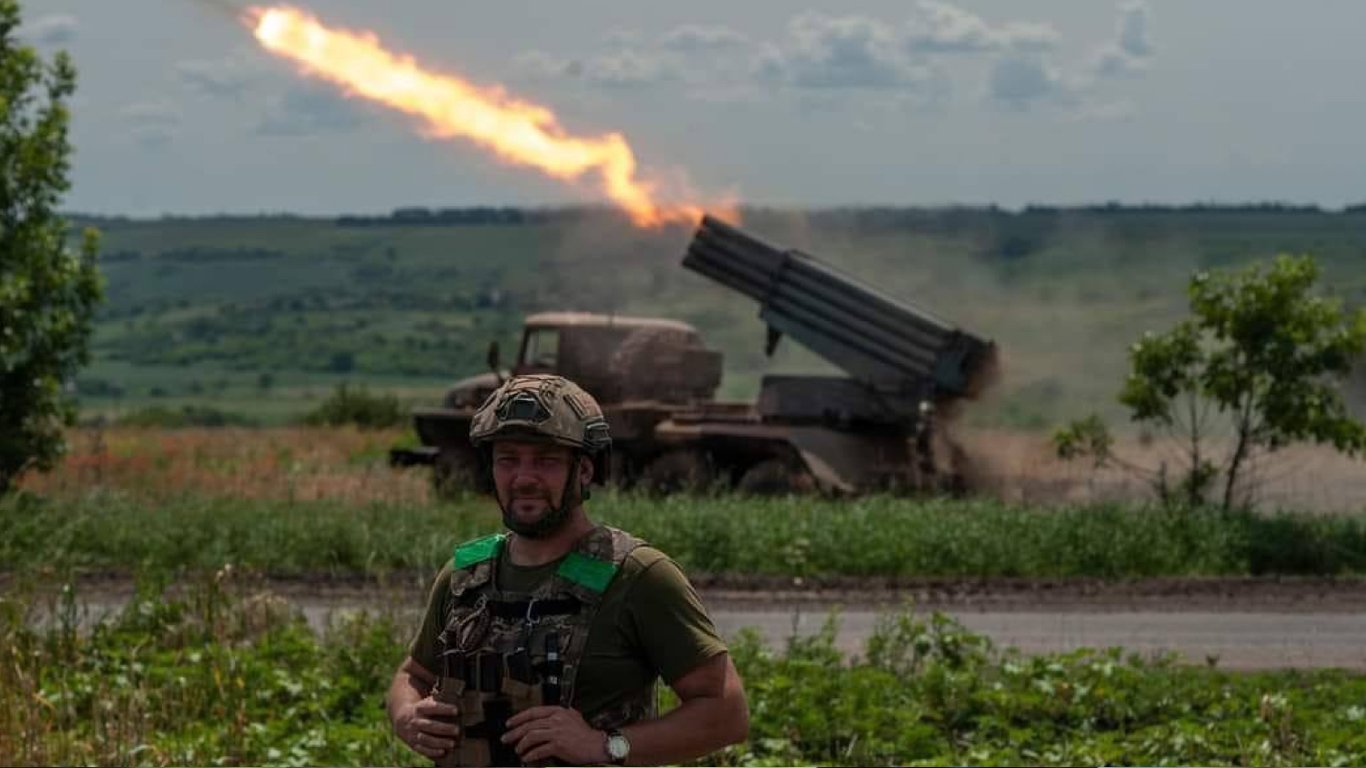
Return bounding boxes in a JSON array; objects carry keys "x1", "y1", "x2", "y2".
[{"x1": 385, "y1": 374, "x2": 749, "y2": 766}]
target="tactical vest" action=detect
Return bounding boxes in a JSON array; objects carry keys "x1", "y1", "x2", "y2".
[{"x1": 432, "y1": 526, "x2": 658, "y2": 767}]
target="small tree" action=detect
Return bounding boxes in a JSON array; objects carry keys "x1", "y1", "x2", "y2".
[
  {"x1": 0, "y1": 0, "x2": 102, "y2": 493},
  {"x1": 1056, "y1": 254, "x2": 1366, "y2": 510},
  {"x1": 303, "y1": 383, "x2": 406, "y2": 429}
]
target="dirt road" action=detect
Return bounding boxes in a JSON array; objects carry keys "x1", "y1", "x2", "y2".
[{"x1": 30, "y1": 575, "x2": 1366, "y2": 671}]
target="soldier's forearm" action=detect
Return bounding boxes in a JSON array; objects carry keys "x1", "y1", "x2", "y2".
[
  {"x1": 385, "y1": 667, "x2": 432, "y2": 727},
  {"x1": 614, "y1": 690, "x2": 748, "y2": 766}
]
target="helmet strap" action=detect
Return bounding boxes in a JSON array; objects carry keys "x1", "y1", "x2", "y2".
[
  {"x1": 557, "y1": 455, "x2": 580, "y2": 517},
  {"x1": 579, "y1": 451, "x2": 593, "y2": 501},
  {"x1": 549, "y1": 450, "x2": 594, "y2": 517}
]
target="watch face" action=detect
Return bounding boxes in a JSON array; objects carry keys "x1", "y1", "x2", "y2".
[{"x1": 607, "y1": 734, "x2": 629, "y2": 760}]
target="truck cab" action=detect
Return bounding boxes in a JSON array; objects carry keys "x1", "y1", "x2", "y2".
[
  {"x1": 391, "y1": 312, "x2": 723, "y2": 492},
  {"x1": 440, "y1": 312, "x2": 722, "y2": 411}
]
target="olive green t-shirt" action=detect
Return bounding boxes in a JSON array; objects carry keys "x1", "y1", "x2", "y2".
[{"x1": 408, "y1": 543, "x2": 727, "y2": 720}]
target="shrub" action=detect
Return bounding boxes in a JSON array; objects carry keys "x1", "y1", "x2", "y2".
[{"x1": 302, "y1": 383, "x2": 406, "y2": 429}]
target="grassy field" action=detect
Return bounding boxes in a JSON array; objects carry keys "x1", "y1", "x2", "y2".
[
  {"x1": 8, "y1": 427, "x2": 1366, "y2": 579},
  {"x1": 70, "y1": 207, "x2": 1366, "y2": 427},
  {"x1": 5, "y1": 574, "x2": 1365, "y2": 767}
]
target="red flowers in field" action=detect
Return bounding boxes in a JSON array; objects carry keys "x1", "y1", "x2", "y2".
[{"x1": 20, "y1": 427, "x2": 430, "y2": 504}]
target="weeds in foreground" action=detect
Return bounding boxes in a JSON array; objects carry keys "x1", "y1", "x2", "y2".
[
  {"x1": 0, "y1": 570, "x2": 411, "y2": 767},
  {"x1": 4, "y1": 576, "x2": 1366, "y2": 766}
]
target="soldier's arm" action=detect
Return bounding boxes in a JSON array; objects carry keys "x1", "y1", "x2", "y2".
[
  {"x1": 386, "y1": 655, "x2": 435, "y2": 718},
  {"x1": 389, "y1": 564, "x2": 461, "y2": 759},
  {"x1": 394, "y1": 562, "x2": 455, "y2": 712},
  {"x1": 618, "y1": 554, "x2": 750, "y2": 764},
  {"x1": 615, "y1": 651, "x2": 749, "y2": 766}
]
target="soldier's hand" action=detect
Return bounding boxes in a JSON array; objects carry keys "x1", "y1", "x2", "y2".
[
  {"x1": 503, "y1": 705, "x2": 607, "y2": 765},
  {"x1": 394, "y1": 696, "x2": 462, "y2": 760}
]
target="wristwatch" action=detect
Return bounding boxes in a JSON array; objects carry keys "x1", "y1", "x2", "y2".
[{"x1": 604, "y1": 728, "x2": 630, "y2": 765}]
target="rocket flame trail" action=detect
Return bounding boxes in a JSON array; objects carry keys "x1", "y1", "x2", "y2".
[{"x1": 249, "y1": 6, "x2": 715, "y2": 227}]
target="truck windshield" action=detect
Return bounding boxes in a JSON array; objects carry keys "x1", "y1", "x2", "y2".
[{"x1": 521, "y1": 328, "x2": 559, "y2": 368}]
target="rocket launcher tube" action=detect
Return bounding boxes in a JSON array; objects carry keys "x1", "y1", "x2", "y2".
[{"x1": 683, "y1": 215, "x2": 997, "y2": 404}]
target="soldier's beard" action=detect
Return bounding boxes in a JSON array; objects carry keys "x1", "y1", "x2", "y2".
[{"x1": 500, "y1": 474, "x2": 579, "y2": 539}]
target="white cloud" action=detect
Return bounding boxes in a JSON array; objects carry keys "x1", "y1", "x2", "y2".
[
  {"x1": 583, "y1": 50, "x2": 677, "y2": 87},
  {"x1": 514, "y1": 50, "x2": 582, "y2": 80},
  {"x1": 988, "y1": 52, "x2": 1077, "y2": 110},
  {"x1": 176, "y1": 52, "x2": 368, "y2": 136},
  {"x1": 21, "y1": 13, "x2": 77, "y2": 45},
  {"x1": 176, "y1": 53, "x2": 265, "y2": 99},
  {"x1": 758, "y1": 12, "x2": 937, "y2": 90},
  {"x1": 1091, "y1": 1, "x2": 1154, "y2": 78},
  {"x1": 1117, "y1": 1, "x2": 1153, "y2": 57},
  {"x1": 515, "y1": 48, "x2": 673, "y2": 86},
  {"x1": 1093, "y1": 47, "x2": 1146, "y2": 78},
  {"x1": 120, "y1": 101, "x2": 180, "y2": 147},
  {"x1": 513, "y1": 4, "x2": 1059, "y2": 95},
  {"x1": 661, "y1": 24, "x2": 750, "y2": 52},
  {"x1": 991, "y1": 1, "x2": 1153, "y2": 110},
  {"x1": 906, "y1": 1, "x2": 1057, "y2": 54},
  {"x1": 508, "y1": 1, "x2": 1148, "y2": 116},
  {"x1": 257, "y1": 85, "x2": 364, "y2": 137}
]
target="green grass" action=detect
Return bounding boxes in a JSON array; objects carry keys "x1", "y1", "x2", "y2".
[
  {"x1": 5, "y1": 574, "x2": 1366, "y2": 766},
  {"x1": 6, "y1": 490, "x2": 1366, "y2": 579}
]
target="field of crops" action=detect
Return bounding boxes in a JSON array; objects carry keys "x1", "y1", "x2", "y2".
[{"x1": 6, "y1": 425, "x2": 1366, "y2": 766}]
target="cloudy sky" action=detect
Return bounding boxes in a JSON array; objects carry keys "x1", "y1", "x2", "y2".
[{"x1": 20, "y1": 0, "x2": 1366, "y2": 215}]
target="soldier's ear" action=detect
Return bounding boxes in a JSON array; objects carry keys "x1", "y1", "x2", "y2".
[{"x1": 577, "y1": 454, "x2": 595, "y2": 485}]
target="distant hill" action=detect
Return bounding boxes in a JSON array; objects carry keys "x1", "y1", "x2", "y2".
[{"x1": 67, "y1": 206, "x2": 1366, "y2": 427}]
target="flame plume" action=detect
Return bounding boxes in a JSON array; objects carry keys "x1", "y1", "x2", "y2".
[{"x1": 250, "y1": 6, "x2": 712, "y2": 227}]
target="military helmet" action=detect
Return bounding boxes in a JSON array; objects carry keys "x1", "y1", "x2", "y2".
[{"x1": 470, "y1": 374, "x2": 612, "y2": 458}]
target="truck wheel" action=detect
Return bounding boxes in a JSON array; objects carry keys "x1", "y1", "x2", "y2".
[
  {"x1": 737, "y1": 459, "x2": 815, "y2": 496},
  {"x1": 433, "y1": 448, "x2": 480, "y2": 499},
  {"x1": 640, "y1": 450, "x2": 714, "y2": 495}
]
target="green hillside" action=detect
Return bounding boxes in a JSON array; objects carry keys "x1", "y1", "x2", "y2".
[{"x1": 69, "y1": 206, "x2": 1366, "y2": 426}]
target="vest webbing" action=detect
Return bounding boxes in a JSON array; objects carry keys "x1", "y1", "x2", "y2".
[{"x1": 433, "y1": 526, "x2": 656, "y2": 767}]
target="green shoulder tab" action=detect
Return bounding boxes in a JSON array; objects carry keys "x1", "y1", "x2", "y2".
[
  {"x1": 557, "y1": 551, "x2": 619, "y2": 593},
  {"x1": 453, "y1": 534, "x2": 505, "y2": 570}
]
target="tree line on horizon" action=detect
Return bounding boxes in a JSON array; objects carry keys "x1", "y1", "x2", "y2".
[{"x1": 61, "y1": 200, "x2": 1366, "y2": 228}]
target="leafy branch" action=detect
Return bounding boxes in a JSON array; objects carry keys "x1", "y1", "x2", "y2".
[{"x1": 1055, "y1": 254, "x2": 1366, "y2": 510}]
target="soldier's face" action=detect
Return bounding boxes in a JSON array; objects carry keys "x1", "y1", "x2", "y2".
[{"x1": 491, "y1": 441, "x2": 586, "y2": 535}]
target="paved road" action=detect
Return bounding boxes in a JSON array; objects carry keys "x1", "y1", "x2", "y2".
[
  {"x1": 36, "y1": 578, "x2": 1366, "y2": 670},
  {"x1": 707, "y1": 608, "x2": 1366, "y2": 670},
  {"x1": 286, "y1": 597, "x2": 1366, "y2": 671}
]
